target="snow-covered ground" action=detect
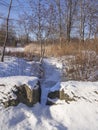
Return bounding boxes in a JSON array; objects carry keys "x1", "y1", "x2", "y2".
[
  {"x1": 0, "y1": 76, "x2": 38, "y2": 104},
  {"x1": 0, "y1": 56, "x2": 98, "y2": 130},
  {"x1": 5, "y1": 47, "x2": 24, "y2": 53},
  {"x1": 41, "y1": 58, "x2": 62, "y2": 105},
  {"x1": 0, "y1": 47, "x2": 24, "y2": 53},
  {"x1": 0, "y1": 56, "x2": 41, "y2": 77}
]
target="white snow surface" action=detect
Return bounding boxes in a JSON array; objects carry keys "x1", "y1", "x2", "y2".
[
  {"x1": 0, "y1": 56, "x2": 41, "y2": 77},
  {"x1": 0, "y1": 76, "x2": 38, "y2": 89},
  {"x1": 0, "y1": 56, "x2": 39, "y2": 103},
  {"x1": 50, "y1": 81, "x2": 98, "y2": 104},
  {"x1": 5, "y1": 47, "x2": 24, "y2": 52},
  {"x1": 0, "y1": 56, "x2": 98, "y2": 130},
  {"x1": 0, "y1": 47, "x2": 24, "y2": 53},
  {"x1": 0, "y1": 76, "x2": 38, "y2": 101}
]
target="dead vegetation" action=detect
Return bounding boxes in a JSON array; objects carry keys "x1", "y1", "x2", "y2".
[
  {"x1": 24, "y1": 39, "x2": 98, "y2": 81},
  {"x1": 62, "y1": 51, "x2": 98, "y2": 81},
  {"x1": 24, "y1": 39, "x2": 98, "y2": 57}
]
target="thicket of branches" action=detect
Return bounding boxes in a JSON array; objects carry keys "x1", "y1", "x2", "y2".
[
  {"x1": 27, "y1": 0, "x2": 98, "y2": 42},
  {"x1": 0, "y1": 0, "x2": 98, "y2": 61},
  {"x1": 0, "y1": 0, "x2": 98, "y2": 44}
]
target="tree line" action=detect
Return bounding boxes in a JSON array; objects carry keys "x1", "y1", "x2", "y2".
[
  {"x1": 1, "y1": 0, "x2": 98, "y2": 44},
  {"x1": 0, "y1": 0, "x2": 98, "y2": 61},
  {"x1": 23, "y1": 0, "x2": 98, "y2": 43}
]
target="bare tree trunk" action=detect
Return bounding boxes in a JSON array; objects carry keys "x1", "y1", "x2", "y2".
[
  {"x1": 57, "y1": 0, "x2": 62, "y2": 47},
  {"x1": 38, "y1": 0, "x2": 42, "y2": 62},
  {"x1": 66, "y1": 0, "x2": 72, "y2": 43},
  {"x1": 37, "y1": 0, "x2": 44, "y2": 63},
  {"x1": 80, "y1": 0, "x2": 85, "y2": 42},
  {"x1": 54, "y1": 0, "x2": 62, "y2": 47},
  {"x1": 88, "y1": 24, "x2": 91, "y2": 39},
  {"x1": 1, "y1": 0, "x2": 12, "y2": 62}
]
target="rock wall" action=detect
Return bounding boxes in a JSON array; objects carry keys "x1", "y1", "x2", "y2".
[
  {"x1": 3, "y1": 81, "x2": 41, "y2": 108},
  {"x1": 47, "y1": 89, "x2": 75, "y2": 105}
]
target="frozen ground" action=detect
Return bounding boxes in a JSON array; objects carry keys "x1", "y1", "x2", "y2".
[
  {"x1": 0, "y1": 47, "x2": 24, "y2": 53},
  {"x1": 0, "y1": 56, "x2": 98, "y2": 130},
  {"x1": 41, "y1": 58, "x2": 62, "y2": 105}
]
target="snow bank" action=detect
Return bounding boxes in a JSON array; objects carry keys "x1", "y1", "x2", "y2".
[
  {"x1": 0, "y1": 56, "x2": 42, "y2": 77},
  {"x1": 0, "y1": 99, "x2": 98, "y2": 130},
  {"x1": 0, "y1": 76, "x2": 38, "y2": 89},
  {"x1": 5, "y1": 47, "x2": 24, "y2": 53},
  {"x1": 0, "y1": 76, "x2": 38, "y2": 103},
  {"x1": 48, "y1": 81, "x2": 98, "y2": 104},
  {"x1": 0, "y1": 56, "x2": 98, "y2": 130}
]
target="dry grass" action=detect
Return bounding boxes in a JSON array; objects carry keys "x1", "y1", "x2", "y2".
[
  {"x1": 24, "y1": 39, "x2": 98, "y2": 57},
  {"x1": 24, "y1": 42, "x2": 79, "y2": 57},
  {"x1": 62, "y1": 51, "x2": 98, "y2": 81},
  {"x1": 24, "y1": 39, "x2": 98, "y2": 81}
]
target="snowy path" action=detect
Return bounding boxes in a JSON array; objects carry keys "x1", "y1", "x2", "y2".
[
  {"x1": 0, "y1": 57, "x2": 98, "y2": 130},
  {"x1": 41, "y1": 58, "x2": 62, "y2": 105}
]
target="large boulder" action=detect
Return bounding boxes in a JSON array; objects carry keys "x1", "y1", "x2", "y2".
[
  {"x1": 0, "y1": 76, "x2": 41, "y2": 108},
  {"x1": 47, "y1": 81, "x2": 98, "y2": 105},
  {"x1": 46, "y1": 82, "x2": 76, "y2": 105},
  {"x1": 13, "y1": 81, "x2": 41, "y2": 107}
]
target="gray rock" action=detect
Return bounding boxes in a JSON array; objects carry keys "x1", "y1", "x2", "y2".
[
  {"x1": 3, "y1": 81, "x2": 41, "y2": 108},
  {"x1": 47, "y1": 87, "x2": 75, "y2": 105}
]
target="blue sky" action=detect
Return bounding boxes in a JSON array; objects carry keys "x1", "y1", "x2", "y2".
[
  {"x1": 0, "y1": 0, "x2": 32, "y2": 35},
  {"x1": 0, "y1": 0, "x2": 31, "y2": 19}
]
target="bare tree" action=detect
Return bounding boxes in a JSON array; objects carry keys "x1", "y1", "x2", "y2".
[
  {"x1": 28, "y1": 0, "x2": 43, "y2": 61},
  {"x1": 66, "y1": 0, "x2": 72, "y2": 42},
  {"x1": 63, "y1": 0, "x2": 78, "y2": 43},
  {"x1": 1, "y1": 0, "x2": 13, "y2": 62},
  {"x1": 79, "y1": 0, "x2": 86, "y2": 42},
  {"x1": 18, "y1": 14, "x2": 30, "y2": 45},
  {"x1": 55, "y1": 0, "x2": 62, "y2": 46},
  {"x1": 45, "y1": 2, "x2": 57, "y2": 44}
]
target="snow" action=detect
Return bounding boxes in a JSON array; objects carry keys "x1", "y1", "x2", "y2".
[
  {"x1": 0, "y1": 47, "x2": 24, "y2": 53},
  {"x1": 50, "y1": 82, "x2": 61, "y2": 92},
  {"x1": 0, "y1": 56, "x2": 98, "y2": 130},
  {"x1": 41, "y1": 58, "x2": 62, "y2": 105},
  {"x1": 0, "y1": 100, "x2": 98, "y2": 130},
  {"x1": 50, "y1": 101, "x2": 98, "y2": 130},
  {"x1": 0, "y1": 76, "x2": 38, "y2": 104},
  {"x1": 0, "y1": 56, "x2": 42, "y2": 77},
  {"x1": 0, "y1": 56, "x2": 39, "y2": 104},
  {"x1": 49, "y1": 81, "x2": 98, "y2": 104},
  {"x1": 5, "y1": 47, "x2": 24, "y2": 53},
  {"x1": 0, "y1": 76, "x2": 38, "y2": 90}
]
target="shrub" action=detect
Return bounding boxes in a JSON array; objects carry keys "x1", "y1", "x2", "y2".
[{"x1": 62, "y1": 51, "x2": 98, "y2": 81}]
